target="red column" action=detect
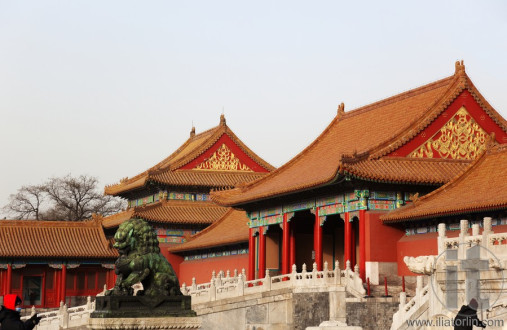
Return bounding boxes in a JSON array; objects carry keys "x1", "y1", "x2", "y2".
[
  {"x1": 282, "y1": 214, "x2": 290, "y2": 274},
  {"x1": 344, "y1": 212, "x2": 352, "y2": 265},
  {"x1": 258, "y1": 227, "x2": 266, "y2": 279},
  {"x1": 289, "y1": 225, "x2": 295, "y2": 270},
  {"x1": 6, "y1": 264, "x2": 12, "y2": 295},
  {"x1": 313, "y1": 209, "x2": 323, "y2": 271},
  {"x1": 248, "y1": 228, "x2": 256, "y2": 281},
  {"x1": 359, "y1": 209, "x2": 366, "y2": 281},
  {"x1": 351, "y1": 221, "x2": 356, "y2": 267},
  {"x1": 61, "y1": 264, "x2": 67, "y2": 305}
]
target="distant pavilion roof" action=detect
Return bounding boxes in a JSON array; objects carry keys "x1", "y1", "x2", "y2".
[
  {"x1": 0, "y1": 219, "x2": 118, "y2": 259},
  {"x1": 212, "y1": 62, "x2": 507, "y2": 206},
  {"x1": 105, "y1": 115, "x2": 274, "y2": 197},
  {"x1": 101, "y1": 200, "x2": 229, "y2": 229},
  {"x1": 382, "y1": 144, "x2": 507, "y2": 223}
]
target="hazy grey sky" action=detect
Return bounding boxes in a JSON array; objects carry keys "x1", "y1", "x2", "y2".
[{"x1": 1, "y1": 1, "x2": 506, "y2": 216}]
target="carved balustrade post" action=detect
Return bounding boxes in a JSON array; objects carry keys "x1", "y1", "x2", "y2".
[
  {"x1": 264, "y1": 270, "x2": 271, "y2": 291},
  {"x1": 438, "y1": 223, "x2": 447, "y2": 255},
  {"x1": 459, "y1": 220, "x2": 469, "y2": 259},
  {"x1": 312, "y1": 262, "x2": 318, "y2": 286},
  {"x1": 191, "y1": 277, "x2": 197, "y2": 292},
  {"x1": 302, "y1": 263, "x2": 307, "y2": 286},
  {"x1": 483, "y1": 217, "x2": 493, "y2": 253},
  {"x1": 290, "y1": 264, "x2": 297, "y2": 286},
  {"x1": 62, "y1": 304, "x2": 69, "y2": 328},
  {"x1": 323, "y1": 261, "x2": 328, "y2": 284},
  {"x1": 209, "y1": 280, "x2": 216, "y2": 302},
  {"x1": 415, "y1": 276, "x2": 423, "y2": 308},
  {"x1": 237, "y1": 273, "x2": 244, "y2": 297},
  {"x1": 181, "y1": 283, "x2": 187, "y2": 295},
  {"x1": 334, "y1": 261, "x2": 340, "y2": 285},
  {"x1": 398, "y1": 292, "x2": 406, "y2": 320}
]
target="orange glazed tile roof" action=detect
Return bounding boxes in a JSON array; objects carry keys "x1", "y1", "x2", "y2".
[
  {"x1": 341, "y1": 158, "x2": 471, "y2": 185},
  {"x1": 0, "y1": 219, "x2": 118, "y2": 258},
  {"x1": 149, "y1": 170, "x2": 267, "y2": 188},
  {"x1": 382, "y1": 144, "x2": 507, "y2": 223},
  {"x1": 105, "y1": 115, "x2": 274, "y2": 196},
  {"x1": 169, "y1": 209, "x2": 249, "y2": 252},
  {"x1": 101, "y1": 200, "x2": 229, "y2": 229},
  {"x1": 96, "y1": 210, "x2": 134, "y2": 229},
  {"x1": 212, "y1": 63, "x2": 507, "y2": 206}
]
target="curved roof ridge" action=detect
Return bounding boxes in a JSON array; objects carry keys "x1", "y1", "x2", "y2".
[
  {"x1": 212, "y1": 114, "x2": 341, "y2": 201},
  {"x1": 166, "y1": 125, "x2": 275, "y2": 172},
  {"x1": 106, "y1": 116, "x2": 274, "y2": 196},
  {"x1": 370, "y1": 71, "x2": 507, "y2": 159},
  {"x1": 464, "y1": 75, "x2": 507, "y2": 131},
  {"x1": 342, "y1": 75, "x2": 455, "y2": 121},
  {"x1": 368, "y1": 74, "x2": 465, "y2": 158}
]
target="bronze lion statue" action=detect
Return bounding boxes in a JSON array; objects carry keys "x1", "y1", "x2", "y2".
[{"x1": 105, "y1": 218, "x2": 181, "y2": 296}]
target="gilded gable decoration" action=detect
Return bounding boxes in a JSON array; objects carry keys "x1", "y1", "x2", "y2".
[
  {"x1": 196, "y1": 144, "x2": 252, "y2": 172},
  {"x1": 409, "y1": 107, "x2": 487, "y2": 160}
]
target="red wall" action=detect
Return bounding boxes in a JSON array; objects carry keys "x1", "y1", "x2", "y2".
[
  {"x1": 396, "y1": 224, "x2": 507, "y2": 276},
  {"x1": 397, "y1": 232, "x2": 439, "y2": 276},
  {"x1": 178, "y1": 255, "x2": 248, "y2": 286},
  {"x1": 365, "y1": 211, "x2": 405, "y2": 262},
  {"x1": 160, "y1": 244, "x2": 184, "y2": 277}
]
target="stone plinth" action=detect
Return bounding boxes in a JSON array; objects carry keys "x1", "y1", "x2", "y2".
[
  {"x1": 88, "y1": 316, "x2": 201, "y2": 329},
  {"x1": 91, "y1": 295, "x2": 196, "y2": 318}
]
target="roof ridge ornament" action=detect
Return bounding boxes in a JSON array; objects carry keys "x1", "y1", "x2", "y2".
[
  {"x1": 190, "y1": 126, "x2": 196, "y2": 138},
  {"x1": 337, "y1": 102, "x2": 345, "y2": 118},
  {"x1": 455, "y1": 60, "x2": 465, "y2": 76},
  {"x1": 409, "y1": 192, "x2": 419, "y2": 205},
  {"x1": 220, "y1": 114, "x2": 226, "y2": 126}
]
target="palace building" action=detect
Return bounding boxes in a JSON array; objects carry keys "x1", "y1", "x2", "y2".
[
  {"x1": 101, "y1": 115, "x2": 274, "y2": 284},
  {"x1": 0, "y1": 218, "x2": 117, "y2": 308},
  {"x1": 211, "y1": 61, "x2": 507, "y2": 284}
]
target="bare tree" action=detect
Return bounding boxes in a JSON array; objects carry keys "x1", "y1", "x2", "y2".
[
  {"x1": 3, "y1": 174, "x2": 126, "y2": 221},
  {"x1": 3, "y1": 185, "x2": 46, "y2": 220}
]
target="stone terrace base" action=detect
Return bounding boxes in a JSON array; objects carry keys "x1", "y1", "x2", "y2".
[
  {"x1": 306, "y1": 321, "x2": 363, "y2": 330},
  {"x1": 88, "y1": 316, "x2": 201, "y2": 329}
]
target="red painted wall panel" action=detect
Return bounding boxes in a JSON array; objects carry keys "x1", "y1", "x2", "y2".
[
  {"x1": 396, "y1": 233, "x2": 439, "y2": 276},
  {"x1": 396, "y1": 224, "x2": 507, "y2": 276},
  {"x1": 160, "y1": 244, "x2": 184, "y2": 278},
  {"x1": 178, "y1": 255, "x2": 248, "y2": 286},
  {"x1": 365, "y1": 212, "x2": 405, "y2": 262}
]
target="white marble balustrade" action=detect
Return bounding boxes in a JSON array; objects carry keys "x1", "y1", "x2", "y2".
[{"x1": 181, "y1": 260, "x2": 366, "y2": 304}]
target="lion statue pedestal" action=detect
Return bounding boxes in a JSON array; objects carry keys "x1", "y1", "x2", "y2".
[{"x1": 89, "y1": 218, "x2": 200, "y2": 329}]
